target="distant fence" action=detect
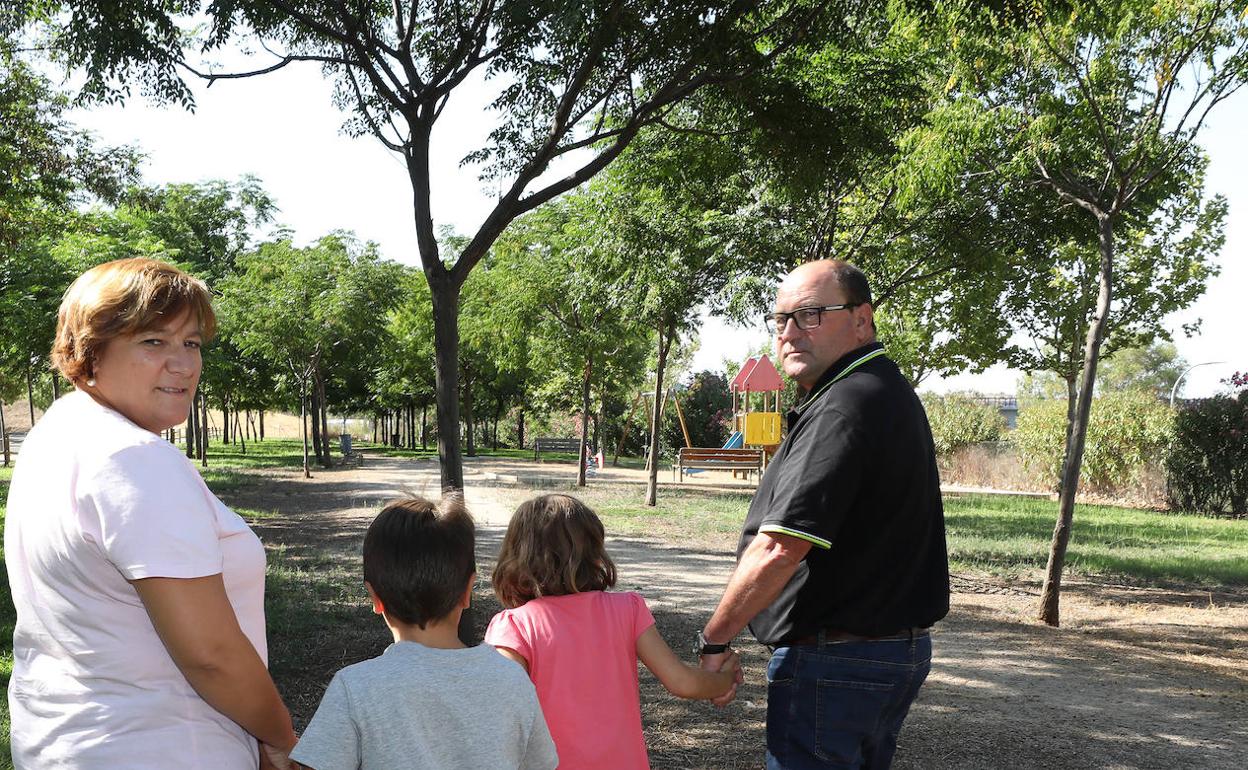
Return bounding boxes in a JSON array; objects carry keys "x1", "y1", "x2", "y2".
[{"x1": 167, "y1": 427, "x2": 222, "y2": 445}]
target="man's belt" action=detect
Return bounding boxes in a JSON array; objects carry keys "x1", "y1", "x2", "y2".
[{"x1": 783, "y1": 627, "x2": 930, "y2": 646}]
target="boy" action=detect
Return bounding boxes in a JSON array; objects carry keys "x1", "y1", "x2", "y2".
[{"x1": 290, "y1": 496, "x2": 558, "y2": 770}]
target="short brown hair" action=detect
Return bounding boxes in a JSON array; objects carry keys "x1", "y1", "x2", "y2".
[
  {"x1": 363, "y1": 495, "x2": 476, "y2": 628},
  {"x1": 51, "y1": 258, "x2": 216, "y2": 385},
  {"x1": 492, "y1": 494, "x2": 617, "y2": 609}
]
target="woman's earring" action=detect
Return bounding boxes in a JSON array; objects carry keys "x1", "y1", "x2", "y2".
[{"x1": 86, "y1": 378, "x2": 96, "y2": 387}]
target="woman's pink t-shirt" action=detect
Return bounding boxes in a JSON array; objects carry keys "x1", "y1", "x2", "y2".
[{"x1": 485, "y1": 591, "x2": 656, "y2": 770}]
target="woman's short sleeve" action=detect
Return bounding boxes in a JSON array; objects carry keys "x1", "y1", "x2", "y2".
[{"x1": 82, "y1": 443, "x2": 222, "y2": 580}]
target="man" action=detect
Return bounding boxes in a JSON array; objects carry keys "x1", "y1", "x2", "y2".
[{"x1": 698, "y1": 259, "x2": 949, "y2": 769}]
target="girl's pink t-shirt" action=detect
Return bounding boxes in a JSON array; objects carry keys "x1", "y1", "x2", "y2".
[{"x1": 485, "y1": 590, "x2": 656, "y2": 770}]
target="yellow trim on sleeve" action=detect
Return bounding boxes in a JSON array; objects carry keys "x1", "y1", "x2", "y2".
[{"x1": 759, "y1": 524, "x2": 832, "y2": 550}]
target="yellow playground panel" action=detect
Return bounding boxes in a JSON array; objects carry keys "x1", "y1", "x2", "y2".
[{"x1": 744, "y1": 411, "x2": 781, "y2": 445}]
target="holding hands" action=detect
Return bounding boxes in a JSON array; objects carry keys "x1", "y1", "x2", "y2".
[{"x1": 699, "y1": 647, "x2": 744, "y2": 707}]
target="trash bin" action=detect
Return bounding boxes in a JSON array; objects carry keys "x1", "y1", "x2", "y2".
[{"x1": 339, "y1": 433, "x2": 353, "y2": 455}]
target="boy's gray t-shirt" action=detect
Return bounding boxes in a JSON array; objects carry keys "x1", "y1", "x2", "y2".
[{"x1": 290, "y1": 641, "x2": 557, "y2": 770}]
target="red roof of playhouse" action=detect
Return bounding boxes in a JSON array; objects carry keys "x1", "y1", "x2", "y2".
[
  {"x1": 732, "y1": 354, "x2": 783, "y2": 392},
  {"x1": 730, "y1": 356, "x2": 760, "y2": 391}
]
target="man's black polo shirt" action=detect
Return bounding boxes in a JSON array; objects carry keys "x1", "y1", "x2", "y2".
[{"x1": 738, "y1": 341, "x2": 950, "y2": 645}]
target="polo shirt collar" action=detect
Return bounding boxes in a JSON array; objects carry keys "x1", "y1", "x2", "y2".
[{"x1": 791, "y1": 341, "x2": 886, "y2": 417}]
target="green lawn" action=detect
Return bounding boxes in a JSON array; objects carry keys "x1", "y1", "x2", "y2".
[
  {"x1": 943, "y1": 493, "x2": 1248, "y2": 586},
  {"x1": 546, "y1": 484, "x2": 1248, "y2": 589}
]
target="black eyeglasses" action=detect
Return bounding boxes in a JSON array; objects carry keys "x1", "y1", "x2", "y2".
[{"x1": 764, "y1": 304, "x2": 858, "y2": 334}]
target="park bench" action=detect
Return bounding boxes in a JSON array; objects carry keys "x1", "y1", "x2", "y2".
[
  {"x1": 674, "y1": 447, "x2": 765, "y2": 483},
  {"x1": 533, "y1": 437, "x2": 582, "y2": 461},
  {"x1": 339, "y1": 434, "x2": 364, "y2": 467}
]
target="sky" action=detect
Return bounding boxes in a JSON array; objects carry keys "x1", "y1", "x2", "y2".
[{"x1": 65, "y1": 56, "x2": 1246, "y2": 399}]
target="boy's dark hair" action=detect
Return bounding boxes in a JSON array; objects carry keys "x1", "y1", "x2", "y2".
[
  {"x1": 492, "y1": 494, "x2": 616, "y2": 609},
  {"x1": 363, "y1": 495, "x2": 475, "y2": 628}
]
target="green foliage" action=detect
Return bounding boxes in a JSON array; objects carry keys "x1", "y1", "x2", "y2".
[
  {"x1": 1019, "y1": 343, "x2": 1188, "y2": 401},
  {"x1": 921, "y1": 393, "x2": 1006, "y2": 456},
  {"x1": 1165, "y1": 381, "x2": 1248, "y2": 516},
  {"x1": 664, "y1": 371, "x2": 732, "y2": 450},
  {"x1": 1013, "y1": 391, "x2": 1174, "y2": 493},
  {"x1": 1, "y1": 41, "x2": 140, "y2": 397}
]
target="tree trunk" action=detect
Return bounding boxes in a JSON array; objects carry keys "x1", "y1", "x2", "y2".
[
  {"x1": 318, "y1": 372, "x2": 331, "y2": 465},
  {"x1": 577, "y1": 354, "x2": 593, "y2": 487},
  {"x1": 300, "y1": 382, "x2": 311, "y2": 479},
  {"x1": 1, "y1": 396, "x2": 9, "y2": 467},
  {"x1": 200, "y1": 387, "x2": 209, "y2": 467},
  {"x1": 1039, "y1": 213, "x2": 1115, "y2": 627},
  {"x1": 259, "y1": 410, "x2": 265, "y2": 441},
  {"x1": 595, "y1": 399, "x2": 605, "y2": 455},
  {"x1": 430, "y1": 274, "x2": 465, "y2": 490},
  {"x1": 26, "y1": 365, "x2": 35, "y2": 424},
  {"x1": 51, "y1": 374, "x2": 60, "y2": 400},
  {"x1": 517, "y1": 408, "x2": 525, "y2": 451},
  {"x1": 310, "y1": 383, "x2": 323, "y2": 463},
  {"x1": 463, "y1": 374, "x2": 476, "y2": 458},
  {"x1": 186, "y1": 398, "x2": 196, "y2": 459},
  {"x1": 646, "y1": 323, "x2": 675, "y2": 506},
  {"x1": 421, "y1": 401, "x2": 428, "y2": 451},
  {"x1": 221, "y1": 397, "x2": 229, "y2": 445},
  {"x1": 236, "y1": 410, "x2": 246, "y2": 454}
]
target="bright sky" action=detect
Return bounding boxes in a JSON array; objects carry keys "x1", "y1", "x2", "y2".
[{"x1": 66, "y1": 60, "x2": 1246, "y2": 398}]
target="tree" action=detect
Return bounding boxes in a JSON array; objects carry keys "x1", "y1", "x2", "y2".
[
  {"x1": 663, "y1": 370, "x2": 732, "y2": 451},
  {"x1": 492, "y1": 197, "x2": 650, "y2": 485},
  {"x1": 38, "y1": 0, "x2": 832, "y2": 490},
  {"x1": 590, "y1": 128, "x2": 768, "y2": 505},
  {"x1": 934, "y1": 0, "x2": 1246, "y2": 624},
  {"x1": 1, "y1": 39, "x2": 139, "y2": 416},
  {"x1": 218, "y1": 234, "x2": 403, "y2": 476},
  {"x1": 1020, "y1": 342, "x2": 1188, "y2": 401}
]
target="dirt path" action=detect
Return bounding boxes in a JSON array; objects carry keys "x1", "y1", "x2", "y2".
[{"x1": 234, "y1": 453, "x2": 1248, "y2": 770}]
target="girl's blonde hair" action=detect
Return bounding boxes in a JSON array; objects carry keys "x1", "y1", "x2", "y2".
[
  {"x1": 492, "y1": 494, "x2": 617, "y2": 609},
  {"x1": 52, "y1": 257, "x2": 216, "y2": 385}
]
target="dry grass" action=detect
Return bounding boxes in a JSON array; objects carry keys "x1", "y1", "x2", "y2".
[{"x1": 940, "y1": 442, "x2": 1171, "y2": 509}]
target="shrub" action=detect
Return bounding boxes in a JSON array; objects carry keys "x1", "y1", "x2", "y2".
[
  {"x1": 921, "y1": 394, "x2": 1006, "y2": 456},
  {"x1": 1165, "y1": 386, "x2": 1248, "y2": 516},
  {"x1": 1013, "y1": 390, "x2": 1173, "y2": 494}
]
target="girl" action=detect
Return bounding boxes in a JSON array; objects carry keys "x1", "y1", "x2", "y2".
[{"x1": 485, "y1": 494, "x2": 740, "y2": 769}]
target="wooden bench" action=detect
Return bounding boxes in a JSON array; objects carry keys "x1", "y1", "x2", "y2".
[
  {"x1": 533, "y1": 437, "x2": 582, "y2": 461},
  {"x1": 674, "y1": 447, "x2": 765, "y2": 482}
]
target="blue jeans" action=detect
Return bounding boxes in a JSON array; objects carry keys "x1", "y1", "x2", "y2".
[{"x1": 765, "y1": 633, "x2": 932, "y2": 770}]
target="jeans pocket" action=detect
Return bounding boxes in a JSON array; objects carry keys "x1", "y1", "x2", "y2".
[{"x1": 813, "y1": 677, "x2": 896, "y2": 764}]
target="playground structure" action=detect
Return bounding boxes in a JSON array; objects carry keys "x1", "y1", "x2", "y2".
[
  {"x1": 729, "y1": 354, "x2": 783, "y2": 450},
  {"x1": 612, "y1": 355, "x2": 786, "y2": 481}
]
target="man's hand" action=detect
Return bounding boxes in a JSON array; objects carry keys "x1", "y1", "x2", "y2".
[{"x1": 700, "y1": 648, "x2": 744, "y2": 707}]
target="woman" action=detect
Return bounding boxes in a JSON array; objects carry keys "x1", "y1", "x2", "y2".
[{"x1": 5, "y1": 258, "x2": 296, "y2": 768}]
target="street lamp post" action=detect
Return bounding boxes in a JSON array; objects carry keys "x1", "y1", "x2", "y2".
[{"x1": 1170, "y1": 361, "x2": 1226, "y2": 408}]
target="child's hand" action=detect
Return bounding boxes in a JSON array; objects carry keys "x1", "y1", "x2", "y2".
[
  {"x1": 260, "y1": 742, "x2": 294, "y2": 770},
  {"x1": 710, "y1": 650, "x2": 741, "y2": 707}
]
